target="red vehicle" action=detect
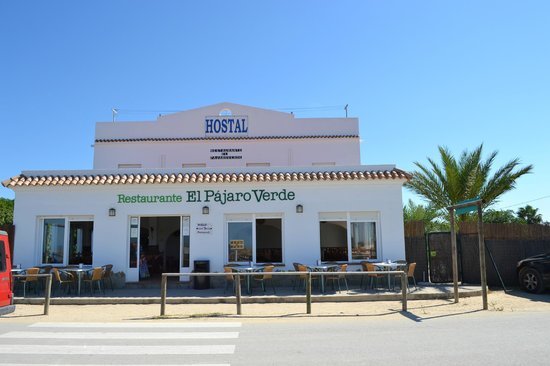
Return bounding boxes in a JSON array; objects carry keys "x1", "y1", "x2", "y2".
[{"x1": 0, "y1": 230, "x2": 15, "y2": 315}]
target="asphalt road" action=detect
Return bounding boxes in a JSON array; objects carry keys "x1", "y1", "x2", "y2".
[{"x1": 0, "y1": 311, "x2": 549, "y2": 365}]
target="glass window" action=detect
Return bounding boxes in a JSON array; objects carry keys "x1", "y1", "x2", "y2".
[
  {"x1": 351, "y1": 222, "x2": 377, "y2": 260},
  {"x1": 42, "y1": 219, "x2": 65, "y2": 264},
  {"x1": 181, "y1": 216, "x2": 190, "y2": 268},
  {"x1": 0, "y1": 241, "x2": 6, "y2": 272},
  {"x1": 319, "y1": 221, "x2": 348, "y2": 261},
  {"x1": 228, "y1": 222, "x2": 253, "y2": 262},
  {"x1": 256, "y1": 218, "x2": 282, "y2": 263},
  {"x1": 69, "y1": 221, "x2": 94, "y2": 265},
  {"x1": 129, "y1": 217, "x2": 139, "y2": 268}
]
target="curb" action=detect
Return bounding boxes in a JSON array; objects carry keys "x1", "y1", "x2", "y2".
[{"x1": 14, "y1": 289, "x2": 482, "y2": 305}]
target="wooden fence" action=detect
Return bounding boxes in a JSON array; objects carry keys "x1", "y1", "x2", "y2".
[{"x1": 405, "y1": 221, "x2": 550, "y2": 287}]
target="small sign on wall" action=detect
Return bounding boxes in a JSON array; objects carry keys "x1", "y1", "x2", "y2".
[{"x1": 196, "y1": 223, "x2": 212, "y2": 234}]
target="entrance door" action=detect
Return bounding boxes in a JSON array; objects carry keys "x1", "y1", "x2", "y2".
[{"x1": 128, "y1": 216, "x2": 190, "y2": 281}]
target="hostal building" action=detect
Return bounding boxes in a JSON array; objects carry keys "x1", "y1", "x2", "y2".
[{"x1": 3, "y1": 103, "x2": 411, "y2": 282}]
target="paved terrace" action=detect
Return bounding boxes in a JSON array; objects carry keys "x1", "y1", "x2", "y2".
[{"x1": 14, "y1": 281, "x2": 482, "y2": 305}]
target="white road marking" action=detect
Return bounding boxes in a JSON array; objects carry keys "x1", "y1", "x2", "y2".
[
  {"x1": 29, "y1": 322, "x2": 241, "y2": 328},
  {"x1": 0, "y1": 344, "x2": 236, "y2": 355},
  {"x1": 0, "y1": 364, "x2": 230, "y2": 366},
  {"x1": 1, "y1": 331, "x2": 239, "y2": 339}
]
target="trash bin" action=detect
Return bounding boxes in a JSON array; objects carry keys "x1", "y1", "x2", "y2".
[{"x1": 193, "y1": 260, "x2": 210, "y2": 290}]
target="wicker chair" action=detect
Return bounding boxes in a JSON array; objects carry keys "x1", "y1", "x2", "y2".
[
  {"x1": 19, "y1": 267, "x2": 40, "y2": 297},
  {"x1": 406, "y1": 262, "x2": 418, "y2": 292},
  {"x1": 52, "y1": 268, "x2": 73, "y2": 295},
  {"x1": 83, "y1": 267, "x2": 104, "y2": 295},
  {"x1": 102, "y1": 264, "x2": 114, "y2": 291},
  {"x1": 223, "y1": 267, "x2": 244, "y2": 294},
  {"x1": 361, "y1": 262, "x2": 384, "y2": 290},
  {"x1": 253, "y1": 265, "x2": 276, "y2": 293},
  {"x1": 296, "y1": 264, "x2": 319, "y2": 291},
  {"x1": 325, "y1": 264, "x2": 349, "y2": 292}
]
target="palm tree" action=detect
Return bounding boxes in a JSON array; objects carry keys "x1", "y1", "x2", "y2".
[
  {"x1": 406, "y1": 144, "x2": 533, "y2": 219},
  {"x1": 403, "y1": 199, "x2": 449, "y2": 232},
  {"x1": 516, "y1": 205, "x2": 543, "y2": 224}
]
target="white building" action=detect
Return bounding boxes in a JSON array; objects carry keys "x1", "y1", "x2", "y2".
[{"x1": 3, "y1": 102, "x2": 410, "y2": 282}]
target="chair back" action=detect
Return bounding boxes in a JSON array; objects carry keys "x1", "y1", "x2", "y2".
[
  {"x1": 365, "y1": 262, "x2": 382, "y2": 277},
  {"x1": 262, "y1": 265, "x2": 274, "y2": 279},
  {"x1": 339, "y1": 264, "x2": 348, "y2": 276},
  {"x1": 292, "y1": 262, "x2": 301, "y2": 271},
  {"x1": 407, "y1": 262, "x2": 417, "y2": 277},
  {"x1": 41, "y1": 266, "x2": 53, "y2": 274},
  {"x1": 103, "y1": 264, "x2": 113, "y2": 278},
  {"x1": 360, "y1": 261, "x2": 369, "y2": 271},
  {"x1": 297, "y1": 264, "x2": 308, "y2": 279},
  {"x1": 91, "y1": 267, "x2": 103, "y2": 281},
  {"x1": 365, "y1": 263, "x2": 377, "y2": 272},
  {"x1": 26, "y1": 267, "x2": 39, "y2": 281},
  {"x1": 52, "y1": 267, "x2": 62, "y2": 282},
  {"x1": 224, "y1": 267, "x2": 235, "y2": 281}
]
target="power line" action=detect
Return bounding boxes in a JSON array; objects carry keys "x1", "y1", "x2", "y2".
[{"x1": 499, "y1": 195, "x2": 550, "y2": 210}]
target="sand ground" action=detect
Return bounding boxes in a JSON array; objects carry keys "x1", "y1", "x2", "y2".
[{"x1": 2, "y1": 290, "x2": 549, "y2": 323}]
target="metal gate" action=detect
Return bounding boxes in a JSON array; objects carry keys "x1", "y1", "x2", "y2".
[{"x1": 427, "y1": 232, "x2": 460, "y2": 283}]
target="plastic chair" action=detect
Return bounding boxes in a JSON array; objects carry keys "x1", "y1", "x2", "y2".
[
  {"x1": 102, "y1": 264, "x2": 114, "y2": 291},
  {"x1": 83, "y1": 267, "x2": 104, "y2": 295},
  {"x1": 253, "y1": 265, "x2": 276, "y2": 294},
  {"x1": 52, "y1": 268, "x2": 73, "y2": 295}
]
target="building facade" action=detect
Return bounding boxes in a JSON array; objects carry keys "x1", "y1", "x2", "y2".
[{"x1": 3, "y1": 103, "x2": 410, "y2": 282}]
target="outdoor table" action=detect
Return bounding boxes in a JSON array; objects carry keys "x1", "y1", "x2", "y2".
[
  {"x1": 372, "y1": 262, "x2": 399, "y2": 290},
  {"x1": 307, "y1": 265, "x2": 339, "y2": 293},
  {"x1": 64, "y1": 265, "x2": 93, "y2": 296},
  {"x1": 10, "y1": 268, "x2": 25, "y2": 293},
  {"x1": 232, "y1": 265, "x2": 264, "y2": 294}
]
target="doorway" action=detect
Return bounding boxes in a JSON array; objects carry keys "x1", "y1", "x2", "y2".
[{"x1": 139, "y1": 217, "x2": 181, "y2": 279}]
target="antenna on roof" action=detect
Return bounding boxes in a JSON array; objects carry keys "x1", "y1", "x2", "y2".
[
  {"x1": 344, "y1": 104, "x2": 349, "y2": 118},
  {"x1": 112, "y1": 108, "x2": 118, "y2": 123}
]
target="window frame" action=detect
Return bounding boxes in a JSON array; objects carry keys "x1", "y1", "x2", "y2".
[
  {"x1": 225, "y1": 214, "x2": 284, "y2": 264},
  {"x1": 319, "y1": 212, "x2": 380, "y2": 263},
  {"x1": 39, "y1": 216, "x2": 94, "y2": 266}
]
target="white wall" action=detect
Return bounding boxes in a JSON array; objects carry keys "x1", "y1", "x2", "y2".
[
  {"x1": 94, "y1": 102, "x2": 360, "y2": 169},
  {"x1": 12, "y1": 179, "x2": 405, "y2": 281}
]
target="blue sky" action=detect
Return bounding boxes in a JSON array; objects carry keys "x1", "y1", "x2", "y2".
[{"x1": 1, "y1": 1, "x2": 549, "y2": 220}]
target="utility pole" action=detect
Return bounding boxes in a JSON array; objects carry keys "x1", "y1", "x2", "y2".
[
  {"x1": 344, "y1": 104, "x2": 349, "y2": 118},
  {"x1": 112, "y1": 108, "x2": 118, "y2": 123}
]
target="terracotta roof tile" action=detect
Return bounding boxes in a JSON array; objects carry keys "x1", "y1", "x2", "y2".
[{"x1": 3, "y1": 168, "x2": 411, "y2": 188}]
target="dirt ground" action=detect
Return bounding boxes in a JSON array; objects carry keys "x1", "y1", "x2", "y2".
[{"x1": 2, "y1": 290, "x2": 549, "y2": 323}]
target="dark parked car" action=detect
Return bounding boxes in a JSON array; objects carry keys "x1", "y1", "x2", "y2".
[{"x1": 517, "y1": 253, "x2": 550, "y2": 293}]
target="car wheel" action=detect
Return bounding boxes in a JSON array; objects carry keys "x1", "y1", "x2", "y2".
[{"x1": 519, "y1": 268, "x2": 544, "y2": 294}]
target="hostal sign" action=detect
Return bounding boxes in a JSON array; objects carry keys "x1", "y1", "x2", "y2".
[
  {"x1": 205, "y1": 115, "x2": 248, "y2": 136},
  {"x1": 117, "y1": 189, "x2": 295, "y2": 205}
]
